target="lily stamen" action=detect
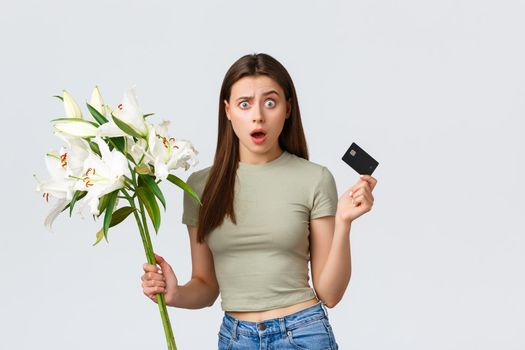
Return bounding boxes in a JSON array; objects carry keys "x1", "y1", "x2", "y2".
[
  {"x1": 85, "y1": 168, "x2": 96, "y2": 177},
  {"x1": 83, "y1": 176, "x2": 94, "y2": 187},
  {"x1": 60, "y1": 152, "x2": 68, "y2": 168}
]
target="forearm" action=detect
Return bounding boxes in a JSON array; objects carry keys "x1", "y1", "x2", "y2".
[
  {"x1": 316, "y1": 218, "x2": 352, "y2": 307},
  {"x1": 169, "y1": 277, "x2": 219, "y2": 309}
]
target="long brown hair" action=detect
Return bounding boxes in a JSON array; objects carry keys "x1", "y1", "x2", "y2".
[{"x1": 196, "y1": 53, "x2": 309, "y2": 243}]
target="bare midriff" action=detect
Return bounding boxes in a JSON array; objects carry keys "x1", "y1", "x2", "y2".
[{"x1": 225, "y1": 297, "x2": 320, "y2": 322}]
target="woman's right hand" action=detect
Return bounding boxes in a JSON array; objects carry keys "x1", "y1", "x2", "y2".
[{"x1": 141, "y1": 253, "x2": 179, "y2": 305}]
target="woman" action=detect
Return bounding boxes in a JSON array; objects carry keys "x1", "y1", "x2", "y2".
[{"x1": 141, "y1": 53, "x2": 377, "y2": 349}]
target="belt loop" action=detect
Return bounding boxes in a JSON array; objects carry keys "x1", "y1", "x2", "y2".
[
  {"x1": 279, "y1": 318, "x2": 287, "y2": 337},
  {"x1": 320, "y1": 300, "x2": 329, "y2": 317},
  {"x1": 231, "y1": 319, "x2": 239, "y2": 340}
]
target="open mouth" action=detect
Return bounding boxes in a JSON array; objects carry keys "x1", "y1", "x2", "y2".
[
  {"x1": 250, "y1": 131, "x2": 266, "y2": 139},
  {"x1": 250, "y1": 130, "x2": 267, "y2": 144}
]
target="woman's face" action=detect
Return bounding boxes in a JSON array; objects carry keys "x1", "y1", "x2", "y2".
[{"x1": 224, "y1": 75, "x2": 291, "y2": 162}]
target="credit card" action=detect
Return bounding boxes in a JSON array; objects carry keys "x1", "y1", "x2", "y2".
[{"x1": 342, "y1": 142, "x2": 379, "y2": 175}]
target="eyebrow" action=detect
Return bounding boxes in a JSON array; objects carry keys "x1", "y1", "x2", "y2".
[{"x1": 236, "y1": 90, "x2": 280, "y2": 101}]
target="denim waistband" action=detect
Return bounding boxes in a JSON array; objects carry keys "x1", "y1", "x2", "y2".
[{"x1": 221, "y1": 301, "x2": 329, "y2": 338}]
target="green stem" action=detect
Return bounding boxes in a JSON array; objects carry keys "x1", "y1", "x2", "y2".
[{"x1": 122, "y1": 190, "x2": 177, "y2": 350}]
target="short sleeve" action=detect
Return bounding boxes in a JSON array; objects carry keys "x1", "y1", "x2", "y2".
[
  {"x1": 181, "y1": 172, "x2": 200, "y2": 226},
  {"x1": 310, "y1": 166, "x2": 338, "y2": 220}
]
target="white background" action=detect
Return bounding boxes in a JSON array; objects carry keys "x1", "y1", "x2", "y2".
[{"x1": 1, "y1": 0, "x2": 524, "y2": 349}]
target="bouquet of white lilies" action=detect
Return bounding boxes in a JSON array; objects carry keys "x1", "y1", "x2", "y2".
[{"x1": 34, "y1": 86, "x2": 200, "y2": 350}]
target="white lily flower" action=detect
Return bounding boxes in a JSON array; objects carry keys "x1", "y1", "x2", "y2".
[
  {"x1": 145, "y1": 120, "x2": 198, "y2": 181},
  {"x1": 34, "y1": 149, "x2": 77, "y2": 231},
  {"x1": 35, "y1": 149, "x2": 75, "y2": 200},
  {"x1": 111, "y1": 86, "x2": 148, "y2": 138},
  {"x1": 154, "y1": 139, "x2": 198, "y2": 180},
  {"x1": 63, "y1": 90, "x2": 83, "y2": 119},
  {"x1": 53, "y1": 131, "x2": 91, "y2": 177},
  {"x1": 35, "y1": 131, "x2": 92, "y2": 231},
  {"x1": 74, "y1": 137, "x2": 131, "y2": 215}
]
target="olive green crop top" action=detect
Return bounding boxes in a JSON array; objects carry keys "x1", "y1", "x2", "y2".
[{"x1": 181, "y1": 150, "x2": 338, "y2": 312}]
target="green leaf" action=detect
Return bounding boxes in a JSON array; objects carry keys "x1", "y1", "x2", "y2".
[
  {"x1": 69, "y1": 190, "x2": 88, "y2": 217},
  {"x1": 112, "y1": 114, "x2": 143, "y2": 139},
  {"x1": 138, "y1": 174, "x2": 166, "y2": 210},
  {"x1": 88, "y1": 140, "x2": 101, "y2": 157},
  {"x1": 93, "y1": 228, "x2": 106, "y2": 246},
  {"x1": 60, "y1": 190, "x2": 87, "y2": 213},
  {"x1": 86, "y1": 103, "x2": 109, "y2": 125},
  {"x1": 97, "y1": 193, "x2": 110, "y2": 217},
  {"x1": 136, "y1": 186, "x2": 161, "y2": 233},
  {"x1": 92, "y1": 206, "x2": 137, "y2": 246},
  {"x1": 167, "y1": 174, "x2": 202, "y2": 206},
  {"x1": 125, "y1": 153, "x2": 137, "y2": 165},
  {"x1": 103, "y1": 190, "x2": 119, "y2": 240},
  {"x1": 53, "y1": 95, "x2": 64, "y2": 101},
  {"x1": 110, "y1": 137, "x2": 126, "y2": 153},
  {"x1": 110, "y1": 206, "x2": 137, "y2": 226}
]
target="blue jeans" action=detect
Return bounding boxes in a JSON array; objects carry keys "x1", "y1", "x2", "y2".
[{"x1": 218, "y1": 301, "x2": 339, "y2": 349}]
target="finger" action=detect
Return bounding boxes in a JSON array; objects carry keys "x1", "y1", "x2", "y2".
[
  {"x1": 154, "y1": 253, "x2": 165, "y2": 265},
  {"x1": 145, "y1": 279, "x2": 166, "y2": 288},
  {"x1": 353, "y1": 195, "x2": 373, "y2": 209},
  {"x1": 351, "y1": 181, "x2": 370, "y2": 194},
  {"x1": 360, "y1": 175, "x2": 377, "y2": 191},
  {"x1": 143, "y1": 263, "x2": 161, "y2": 272},
  {"x1": 358, "y1": 175, "x2": 375, "y2": 188},
  {"x1": 353, "y1": 188, "x2": 373, "y2": 203},
  {"x1": 145, "y1": 285, "x2": 166, "y2": 295},
  {"x1": 144, "y1": 272, "x2": 166, "y2": 281},
  {"x1": 154, "y1": 253, "x2": 172, "y2": 272},
  {"x1": 352, "y1": 194, "x2": 367, "y2": 207},
  {"x1": 350, "y1": 187, "x2": 369, "y2": 198}
]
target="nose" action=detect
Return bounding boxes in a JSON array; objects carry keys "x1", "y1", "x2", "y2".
[{"x1": 252, "y1": 103, "x2": 264, "y2": 123}]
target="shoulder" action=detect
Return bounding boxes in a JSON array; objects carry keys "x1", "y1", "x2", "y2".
[
  {"x1": 185, "y1": 166, "x2": 212, "y2": 193},
  {"x1": 286, "y1": 152, "x2": 334, "y2": 182}
]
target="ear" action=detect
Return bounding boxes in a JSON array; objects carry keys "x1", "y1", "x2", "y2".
[{"x1": 224, "y1": 99, "x2": 230, "y2": 120}]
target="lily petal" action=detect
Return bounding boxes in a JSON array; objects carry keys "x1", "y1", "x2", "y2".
[
  {"x1": 90, "y1": 86, "x2": 106, "y2": 117},
  {"x1": 96, "y1": 121, "x2": 127, "y2": 138},
  {"x1": 44, "y1": 198, "x2": 69, "y2": 232},
  {"x1": 114, "y1": 86, "x2": 148, "y2": 137},
  {"x1": 62, "y1": 90, "x2": 83, "y2": 119},
  {"x1": 54, "y1": 120, "x2": 98, "y2": 138}
]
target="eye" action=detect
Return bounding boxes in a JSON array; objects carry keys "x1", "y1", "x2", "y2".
[
  {"x1": 265, "y1": 99, "x2": 276, "y2": 108},
  {"x1": 239, "y1": 101, "x2": 249, "y2": 109}
]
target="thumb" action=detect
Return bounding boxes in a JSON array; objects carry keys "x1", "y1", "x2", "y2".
[
  {"x1": 154, "y1": 253, "x2": 172, "y2": 272},
  {"x1": 154, "y1": 253, "x2": 164, "y2": 264}
]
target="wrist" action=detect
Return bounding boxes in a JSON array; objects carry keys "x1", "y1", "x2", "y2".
[
  {"x1": 166, "y1": 285, "x2": 181, "y2": 307},
  {"x1": 335, "y1": 215, "x2": 352, "y2": 233},
  {"x1": 335, "y1": 213, "x2": 352, "y2": 227}
]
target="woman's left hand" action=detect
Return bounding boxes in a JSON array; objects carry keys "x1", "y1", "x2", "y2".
[{"x1": 336, "y1": 175, "x2": 378, "y2": 225}]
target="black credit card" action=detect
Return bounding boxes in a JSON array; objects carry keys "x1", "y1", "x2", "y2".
[{"x1": 342, "y1": 142, "x2": 379, "y2": 175}]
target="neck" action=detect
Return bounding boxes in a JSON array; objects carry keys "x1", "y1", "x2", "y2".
[{"x1": 239, "y1": 144, "x2": 284, "y2": 165}]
